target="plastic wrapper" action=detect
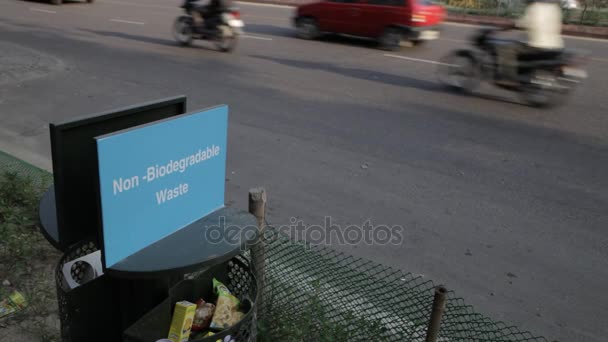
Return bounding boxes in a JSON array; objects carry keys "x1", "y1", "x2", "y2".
[
  {"x1": 192, "y1": 299, "x2": 216, "y2": 331},
  {"x1": 0, "y1": 291, "x2": 27, "y2": 319},
  {"x1": 209, "y1": 278, "x2": 242, "y2": 330}
]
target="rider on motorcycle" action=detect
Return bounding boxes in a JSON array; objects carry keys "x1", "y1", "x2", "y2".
[
  {"x1": 497, "y1": 0, "x2": 564, "y2": 85},
  {"x1": 187, "y1": 0, "x2": 232, "y2": 30}
]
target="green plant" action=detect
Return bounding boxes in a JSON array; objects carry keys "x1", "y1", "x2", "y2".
[
  {"x1": 0, "y1": 169, "x2": 60, "y2": 341},
  {"x1": 258, "y1": 280, "x2": 389, "y2": 342},
  {"x1": 0, "y1": 172, "x2": 44, "y2": 262}
]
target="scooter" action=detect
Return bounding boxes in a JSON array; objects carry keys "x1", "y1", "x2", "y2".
[
  {"x1": 173, "y1": 1, "x2": 244, "y2": 52},
  {"x1": 437, "y1": 27, "x2": 588, "y2": 107}
]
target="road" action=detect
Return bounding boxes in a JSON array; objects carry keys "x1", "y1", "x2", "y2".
[{"x1": 0, "y1": 0, "x2": 607, "y2": 341}]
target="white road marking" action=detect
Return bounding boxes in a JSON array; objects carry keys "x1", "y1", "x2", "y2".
[
  {"x1": 29, "y1": 8, "x2": 57, "y2": 14},
  {"x1": 242, "y1": 35, "x2": 273, "y2": 41},
  {"x1": 110, "y1": 19, "x2": 145, "y2": 25},
  {"x1": 384, "y1": 54, "x2": 453, "y2": 66}
]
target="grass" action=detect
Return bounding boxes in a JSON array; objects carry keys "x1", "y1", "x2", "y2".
[
  {"x1": 257, "y1": 280, "x2": 391, "y2": 342},
  {"x1": 0, "y1": 170, "x2": 60, "y2": 342}
]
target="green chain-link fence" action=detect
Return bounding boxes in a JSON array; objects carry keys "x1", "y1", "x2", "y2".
[
  {"x1": 0, "y1": 150, "x2": 52, "y2": 187},
  {"x1": 256, "y1": 227, "x2": 548, "y2": 342},
  {"x1": 0, "y1": 152, "x2": 548, "y2": 341}
]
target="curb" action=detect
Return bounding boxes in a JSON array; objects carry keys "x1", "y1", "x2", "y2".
[{"x1": 238, "y1": 0, "x2": 608, "y2": 40}]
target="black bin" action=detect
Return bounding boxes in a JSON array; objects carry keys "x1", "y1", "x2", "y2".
[
  {"x1": 56, "y1": 240, "x2": 179, "y2": 342},
  {"x1": 55, "y1": 240, "x2": 123, "y2": 342},
  {"x1": 124, "y1": 255, "x2": 257, "y2": 342}
]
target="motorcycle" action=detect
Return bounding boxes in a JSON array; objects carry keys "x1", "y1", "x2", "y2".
[
  {"x1": 437, "y1": 27, "x2": 588, "y2": 107},
  {"x1": 173, "y1": 0, "x2": 244, "y2": 52}
]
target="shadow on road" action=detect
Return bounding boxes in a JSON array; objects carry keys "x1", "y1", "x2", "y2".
[
  {"x1": 245, "y1": 23, "x2": 381, "y2": 49},
  {"x1": 318, "y1": 33, "x2": 380, "y2": 49},
  {"x1": 448, "y1": 88, "x2": 524, "y2": 106},
  {"x1": 249, "y1": 54, "x2": 442, "y2": 91},
  {"x1": 20, "y1": 0, "x2": 89, "y2": 5},
  {"x1": 251, "y1": 53, "x2": 527, "y2": 106},
  {"x1": 243, "y1": 24, "x2": 295, "y2": 38},
  {"x1": 243, "y1": 24, "x2": 430, "y2": 51},
  {"x1": 251, "y1": 54, "x2": 547, "y2": 107},
  {"x1": 80, "y1": 29, "x2": 178, "y2": 47}
]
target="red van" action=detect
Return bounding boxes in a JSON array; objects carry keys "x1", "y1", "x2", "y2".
[{"x1": 294, "y1": 0, "x2": 445, "y2": 49}]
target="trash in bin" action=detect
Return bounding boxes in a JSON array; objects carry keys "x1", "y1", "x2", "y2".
[
  {"x1": 168, "y1": 301, "x2": 196, "y2": 342},
  {"x1": 192, "y1": 299, "x2": 215, "y2": 331},
  {"x1": 124, "y1": 256, "x2": 256, "y2": 342},
  {"x1": 191, "y1": 332, "x2": 235, "y2": 342},
  {"x1": 0, "y1": 290, "x2": 27, "y2": 319},
  {"x1": 60, "y1": 250, "x2": 104, "y2": 290},
  {"x1": 168, "y1": 278, "x2": 246, "y2": 340},
  {"x1": 210, "y1": 278, "x2": 243, "y2": 330}
]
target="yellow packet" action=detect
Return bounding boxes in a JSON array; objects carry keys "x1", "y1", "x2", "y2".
[
  {"x1": 0, "y1": 291, "x2": 27, "y2": 319},
  {"x1": 167, "y1": 301, "x2": 196, "y2": 342}
]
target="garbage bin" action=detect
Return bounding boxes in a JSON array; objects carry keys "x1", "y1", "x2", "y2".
[
  {"x1": 56, "y1": 239, "x2": 180, "y2": 342},
  {"x1": 124, "y1": 255, "x2": 257, "y2": 342},
  {"x1": 55, "y1": 239, "x2": 123, "y2": 342}
]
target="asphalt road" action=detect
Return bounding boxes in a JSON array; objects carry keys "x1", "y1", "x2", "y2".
[{"x1": 1, "y1": 0, "x2": 607, "y2": 341}]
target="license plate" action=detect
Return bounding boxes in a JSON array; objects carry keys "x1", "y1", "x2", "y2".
[
  {"x1": 228, "y1": 19, "x2": 244, "y2": 28},
  {"x1": 419, "y1": 30, "x2": 439, "y2": 40},
  {"x1": 562, "y1": 67, "x2": 587, "y2": 78}
]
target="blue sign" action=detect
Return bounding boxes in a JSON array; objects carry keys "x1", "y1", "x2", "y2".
[{"x1": 95, "y1": 106, "x2": 228, "y2": 268}]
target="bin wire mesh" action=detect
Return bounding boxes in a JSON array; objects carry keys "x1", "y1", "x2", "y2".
[{"x1": 55, "y1": 240, "x2": 101, "y2": 342}]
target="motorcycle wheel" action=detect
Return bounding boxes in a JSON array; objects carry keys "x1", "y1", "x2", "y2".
[
  {"x1": 519, "y1": 70, "x2": 567, "y2": 108},
  {"x1": 214, "y1": 25, "x2": 238, "y2": 53},
  {"x1": 437, "y1": 50, "x2": 481, "y2": 93},
  {"x1": 173, "y1": 16, "x2": 194, "y2": 46}
]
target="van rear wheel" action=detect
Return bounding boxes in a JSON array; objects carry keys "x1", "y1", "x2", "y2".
[
  {"x1": 296, "y1": 18, "x2": 320, "y2": 40},
  {"x1": 379, "y1": 27, "x2": 402, "y2": 51}
]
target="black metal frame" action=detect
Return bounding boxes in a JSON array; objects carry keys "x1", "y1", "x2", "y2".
[{"x1": 47, "y1": 95, "x2": 187, "y2": 250}]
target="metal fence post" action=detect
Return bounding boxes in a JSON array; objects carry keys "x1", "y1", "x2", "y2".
[
  {"x1": 425, "y1": 285, "x2": 448, "y2": 342},
  {"x1": 249, "y1": 188, "x2": 267, "y2": 312}
]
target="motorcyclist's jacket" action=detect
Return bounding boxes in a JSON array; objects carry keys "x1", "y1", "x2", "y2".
[
  {"x1": 516, "y1": 2, "x2": 564, "y2": 49},
  {"x1": 208, "y1": 0, "x2": 232, "y2": 14}
]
